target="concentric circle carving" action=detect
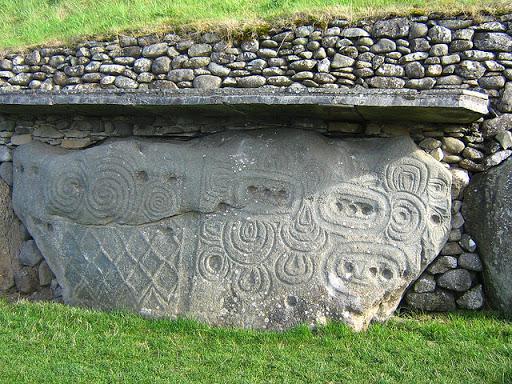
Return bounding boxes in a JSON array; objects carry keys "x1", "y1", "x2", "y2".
[
  {"x1": 386, "y1": 192, "x2": 426, "y2": 242},
  {"x1": 222, "y1": 219, "x2": 276, "y2": 265},
  {"x1": 197, "y1": 246, "x2": 230, "y2": 282},
  {"x1": 385, "y1": 158, "x2": 428, "y2": 194}
]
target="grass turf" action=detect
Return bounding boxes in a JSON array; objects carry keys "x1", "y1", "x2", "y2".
[
  {"x1": 0, "y1": 299, "x2": 510, "y2": 383},
  {"x1": 0, "y1": 0, "x2": 511, "y2": 51}
]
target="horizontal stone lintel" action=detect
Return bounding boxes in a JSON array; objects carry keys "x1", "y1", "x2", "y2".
[{"x1": 0, "y1": 88, "x2": 488, "y2": 123}]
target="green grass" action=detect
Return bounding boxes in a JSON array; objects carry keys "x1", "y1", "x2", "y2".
[
  {"x1": 0, "y1": 0, "x2": 511, "y2": 51},
  {"x1": 0, "y1": 300, "x2": 511, "y2": 383}
]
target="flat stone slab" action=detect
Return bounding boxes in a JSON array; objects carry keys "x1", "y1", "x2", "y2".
[
  {"x1": 13, "y1": 129, "x2": 452, "y2": 330},
  {"x1": 0, "y1": 89, "x2": 488, "y2": 123}
]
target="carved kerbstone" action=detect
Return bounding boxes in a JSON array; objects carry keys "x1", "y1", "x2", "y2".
[{"x1": 12, "y1": 129, "x2": 451, "y2": 330}]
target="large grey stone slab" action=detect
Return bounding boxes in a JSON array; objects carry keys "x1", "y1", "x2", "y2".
[
  {"x1": 463, "y1": 158, "x2": 512, "y2": 314},
  {"x1": 0, "y1": 89, "x2": 488, "y2": 123},
  {"x1": 13, "y1": 129, "x2": 451, "y2": 330}
]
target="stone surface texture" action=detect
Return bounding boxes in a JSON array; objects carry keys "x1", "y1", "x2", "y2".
[
  {"x1": 463, "y1": 157, "x2": 512, "y2": 314},
  {"x1": 13, "y1": 130, "x2": 452, "y2": 330},
  {"x1": 0, "y1": 179, "x2": 23, "y2": 290}
]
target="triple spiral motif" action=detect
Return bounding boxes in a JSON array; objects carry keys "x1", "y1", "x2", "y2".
[{"x1": 46, "y1": 154, "x2": 180, "y2": 224}]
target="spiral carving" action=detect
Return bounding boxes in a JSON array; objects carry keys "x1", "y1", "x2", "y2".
[
  {"x1": 223, "y1": 219, "x2": 276, "y2": 265},
  {"x1": 84, "y1": 155, "x2": 138, "y2": 222},
  {"x1": 143, "y1": 181, "x2": 179, "y2": 221},
  {"x1": 46, "y1": 162, "x2": 87, "y2": 218},
  {"x1": 386, "y1": 192, "x2": 426, "y2": 242},
  {"x1": 197, "y1": 246, "x2": 230, "y2": 281}
]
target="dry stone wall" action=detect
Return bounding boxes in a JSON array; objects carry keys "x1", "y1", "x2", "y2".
[
  {"x1": 0, "y1": 14, "x2": 511, "y2": 112},
  {"x1": 1, "y1": 12, "x2": 512, "y2": 320}
]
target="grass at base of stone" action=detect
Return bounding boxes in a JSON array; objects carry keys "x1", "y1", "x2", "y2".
[
  {"x1": 0, "y1": 0, "x2": 511, "y2": 51},
  {"x1": 0, "y1": 300, "x2": 510, "y2": 383}
]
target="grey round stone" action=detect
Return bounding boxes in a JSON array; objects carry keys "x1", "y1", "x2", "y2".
[
  {"x1": 290, "y1": 59, "x2": 317, "y2": 71},
  {"x1": 0, "y1": 162, "x2": 12, "y2": 186},
  {"x1": 14, "y1": 267, "x2": 39, "y2": 294},
  {"x1": 481, "y1": 114, "x2": 512, "y2": 137},
  {"x1": 413, "y1": 274, "x2": 436, "y2": 293},
  {"x1": 437, "y1": 269, "x2": 472, "y2": 292},
  {"x1": 450, "y1": 40, "x2": 473, "y2": 52},
  {"x1": 142, "y1": 43, "x2": 168, "y2": 58},
  {"x1": 193, "y1": 75, "x2": 222, "y2": 89},
  {"x1": 167, "y1": 69, "x2": 194, "y2": 82},
  {"x1": 428, "y1": 26, "x2": 452, "y2": 43},
  {"x1": 409, "y1": 22, "x2": 428, "y2": 38},
  {"x1": 405, "y1": 289, "x2": 456, "y2": 311},
  {"x1": 458, "y1": 253, "x2": 483, "y2": 272},
  {"x1": 456, "y1": 285, "x2": 484, "y2": 309},
  {"x1": 151, "y1": 57, "x2": 171, "y2": 74},
  {"x1": 441, "y1": 242, "x2": 463, "y2": 256},
  {"x1": 498, "y1": 82, "x2": 512, "y2": 113},
  {"x1": 459, "y1": 234, "x2": 477, "y2": 252},
  {"x1": 405, "y1": 62, "x2": 425, "y2": 78},
  {"x1": 19, "y1": 240, "x2": 43, "y2": 267},
  {"x1": 431, "y1": 44, "x2": 449, "y2": 58},
  {"x1": 331, "y1": 54, "x2": 355, "y2": 69},
  {"x1": 38, "y1": 260, "x2": 53, "y2": 286},
  {"x1": 99, "y1": 64, "x2": 126, "y2": 76},
  {"x1": 462, "y1": 147, "x2": 484, "y2": 161},
  {"x1": 474, "y1": 32, "x2": 512, "y2": 52},
  {"x1": 267, "y1": 76, "x2": 293, "y2": 86},
  {"x1": 149, "y1": 80, "x2": 178, "y2": 89},
  {"x1": 114, "y1": 76, "x2": 138, "y2": 89},
  {"x1": 409, "y1": 38, "x2": 431, "y2": 52},
  {"x1": 366, "y1": 76, "x2": 405, "y2": 88},
  {"x1": 428, "y1": 256, "x2": 458, "y2": 274},
  {"x1": 455, "y1": 60, "x2": 486, "y2": 80},
  {"x1": 188, "y1": 44, "x2": 212, "y2": 57},
  {"x1": 137, "y1": 72, "x2": 154, "y2": 83},
  {"x1": 0, "y1": 146, "x2": 12, "y2": 162},
  {"x1": 340, "y1": 28, "x2": 370, "y2": 38},
  {"x1": 375, "y1": 64, "x2": 404, "y2": 77},
  {"x1": 241, "y1": 40, "x2": 259, "y2": 53},
  {"x1": 373, "y1": 18, "x2": 410, "y2": 38},
  {"x1": 133, "y1": 58, "x2": 152, "y2": 74},
  {"x1": 371, "y1": 38, "x2": 396, "y2": 54},
  {"x1": 236, "y1": 75, "x2": 266, "y2": 88},
  {"x1": 442, "y1": 137, "x2": 465, "y2": 154}
]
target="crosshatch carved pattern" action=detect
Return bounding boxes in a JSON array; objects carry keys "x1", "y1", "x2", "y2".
[
  {"x1": 63, "y1": 224, "x2": 182, "y2": 312},
  {"x1": 13, "y1": 130, "x2": 452, "y2": 328}
]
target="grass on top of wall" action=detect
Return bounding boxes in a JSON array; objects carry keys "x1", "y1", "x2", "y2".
[
  {"x1": 0, "y1": 0, "x2": 512, "y2": 51},
  {"x1": 0, "y1": 299, "x2": 511, "y2": 383}
]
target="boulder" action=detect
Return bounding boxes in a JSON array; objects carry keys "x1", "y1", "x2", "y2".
[
  {"x1": 405, "y1": 289, "x2": 456, "y2": 311},
  {"x1": 463, "y1": 157, "x2": 512, "y2": 314},
  {"x1": 13, "y1": 130, "x2": 451, "y2": 331},
  {"x1": 473, "y1": 32, "x2": 512, "y2": 52}
]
